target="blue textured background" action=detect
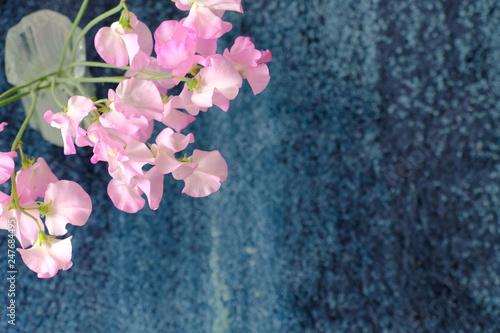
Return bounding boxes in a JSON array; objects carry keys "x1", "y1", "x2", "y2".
[{"x1": 0, "y1": 0, "x2": 499, "y2": 332}]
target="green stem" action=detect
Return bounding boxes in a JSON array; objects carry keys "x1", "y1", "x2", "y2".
[
  {"x1": 55, "y1": 76, "x2": 130, "y2": 84},
  {"x1": 0, "y1": 73, "x2": 54, "y2": 102},
  {"x1": 11, "y1": 86, "x2": 39, "y2": 152},
  {"x1": 51, "y1": 78, "x2": 65, "y2": 109},
  {"x1": 70, "y1": 1, "x2": 124, "y2": 63},
  {"x1": 57, "y1": 0, "x2": 90, "y2": 75}
]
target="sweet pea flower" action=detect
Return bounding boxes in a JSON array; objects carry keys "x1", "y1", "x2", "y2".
[
  {"x1": 0, "y1": 151, "x2": 16, "y2": 185},
  {"x1": 153, "y1": 128, "x2": 194, "y2": 174},
  {"x1": 16, "y1": 157, "x2": 58, "y2": 203},
  {"x1": 155, "y1": 20, "x2": 197, "y2": 69},
  {"x1": 17, "y1": 235, "x2": 73, "y2": 278},
  {"x1": 43, "y1": 180, "x2": 92, "y2": 236},
  {"x1": 174, "y1": 0, "x2": 243, "y2": 39},
  {"x1": 162, "y1": 97, "x2": 196, "y2": 132},
  {"x1": 110, "y1": 78, "x2": 164, "y2": 122},
  {"x1": 172, "y1": 149, "x2": 228, "y2": 197},
  {"x1": 94, "y1": 12, "x2": 153, "y2": 70},
  {"x1": 107, "y1": 167, "x2": 164, "y2": 213},
  {"x1": 44, "y1": 96, "x2": 96, "y2": 155},
  {"x1": 190, "y1": 55, "x2": 242, "y2": 111},
  {"x1": 0, "y1": 201, "x2": 42, "y2": 249},
  {"x1": 223, "y1": 36, "x2": 272, "y2": 95}
]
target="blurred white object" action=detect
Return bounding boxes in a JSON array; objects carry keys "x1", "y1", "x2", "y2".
[{"x1": 5, "y1": 10, "x2": 94, "y2": 146}]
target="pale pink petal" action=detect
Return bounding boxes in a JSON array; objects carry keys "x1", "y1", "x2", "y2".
[
  {"x1": 44, "y1": 181, "x2": 92, "y2": 236},
  {"x1": 183, "y1": 5, "x2": 223, "y2": 39},
  {"x1": 115, "y1": 78, "x2": 164, "y2": 121},
  {"x1": 94, "y1": 24, "x2": 129, "y2": 67},
  {"x1": 245, "y1": 64, "x2": 270, "y2": 95},
  {"x1": 0, "y1": 122, "x2": 7, "y2": 132},
  {"x1": 0, "y1": 151, "x2": 16, "y2": 185},
  {"x1": 17, "y1": 237, "x2": 73, "y2": 278},
  {"x1": 16, "y1": 157, "x2": 58, "y2": 203},
  {"x1": 136, "y1": 167, "x2": 164, "y2": 210},
  {"x1": 107, "y1": 179, "x2": 145, "y2": 213}
]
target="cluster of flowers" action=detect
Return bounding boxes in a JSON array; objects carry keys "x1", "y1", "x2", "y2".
[{"x1": 0, "y1": 0, "x2": 271, "y2": 278}]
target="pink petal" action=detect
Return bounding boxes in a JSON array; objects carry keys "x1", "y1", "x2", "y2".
[
  {"x1": 245, "y1": 64, "x2": 270, "y2": 95},
  {"x1": 0, "y1": 151, "x2": 16, "y2": 185},
  {"x1": 17, "y1": 237, "x2": 73, "y2": 278},
  {"x1": 107, "y1": 179, "x2": 145, "y2": 213},
  {"x1": 94, "y1": 25, "x2": 129, "y2": 67},
  {"x1": 44, "y1": 181, "x2": 92, "y2": 236},
  {"x1": 16, "y1": 157, "x2": 58, "y2": 203}
]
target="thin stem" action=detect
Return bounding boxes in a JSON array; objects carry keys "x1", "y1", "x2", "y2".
[
  {"x1": 0, "y1": 73, "x2": 54, "y2": 102},
  {"x1": 0, "y1": 91, "x2": 31, "y2": 108},
  {"x1": 11, "y1": 85, "x2": 39, "y2": 152},
  {"x1": 66, "y1": 61, "x2": 127, "y2": 70},
  {"x1": 57, "y1": 0, "x2": 90, "y2": 75},
  {"x1": 51, "y1": 78, "x2": 65, "y2": 109},
  {"x1": 70, "y1": 1, "x2": 124, "y2": 63},
  {"x1": 55, "y1": 76, "x2": 130, "y2": 84}
]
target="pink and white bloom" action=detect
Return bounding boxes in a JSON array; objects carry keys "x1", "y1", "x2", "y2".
[
  {"x1": 17, "y1": 236, "x2": 73, "y2": 278},
  {"x1": 162, "y1": 97, "x2": 196, "y2": 133},
  {"x1": 0, "y1": 202, "x2": 42, "y2": 249},
  {"x1": 107, "y1": 167, "x2": 164, "y2": 213},
  {"x1": 223, "y1": 36, "x2": 272, "y2": 95},
  {"x1": 111, "y1": 78, "x2": 164, "y2": 122},
  {"x1": 0, "y1": 151, "x2": 16, "y2": 185},
  {"x1": 44, "y1": 96, "x2": 96, "y2": 155},
  {"x1": 153, "y1": 128, "x2": 194, "y2": 174},
  {"x1": 175, "y1": 0, "x2": 243, "y2": 39},
  {"x1": 172, "y1": 149, "x2": 228, "y2": 197},
  {"x1": 94, "y1": 12, "x2": 153, "y2": 70},
  {"x1": 43, "y1": 180, "x2": 92, "y2": 236},
  {"x1": 155, "y1": 20, "x2": 198, "y2": 69},
  {"x1": 190, "y1": 55, "x2": 242, "y2": 111},
  {"x1": 16, "y1": 157, "x2": 58, "y2": 203}
]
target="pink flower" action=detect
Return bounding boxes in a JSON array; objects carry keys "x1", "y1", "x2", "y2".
[
  {"x1": 43, "y1": 180, "x2": 92, "y2": 236},
  {"x1": 172, "y1": 149, "x2": 228, "y2": 197},
  {"x1": 0, "y1": 151, "x2": 16, "y2": 185},
  {"x1": 94, "y1": 12, "x2": 153, "y2": 70},
  {"x1": 16, "y1": 157, "x2": 58, "y2": 203},
  {"x1": 111, "y1": 78, "x2": 164, "y2": 122},
  {"x1": 107, "y1": 167, "x2": 164, "y2": 213},
  {"x1": 0, "y1": 122, "x2": 7, "y2": 132},
  {"x1": 190, "y1": 55, "x2": 242, "y2": 111},
  {"x1": 0, "y1": 202, "x2": 42, "y2": 249},
  {"x1": 155, "y1": 20, "x2": 197, "y2": 69},
  {"x1": 17, "y1": 236, "x2": 73, "y2": 278},
  {"x1": 223, "y1": 36, "x2": 272, "y2": 95},
  {"x1": 44, "y1": 96, "x2": 96, "y2": 155},
  {"x1": 153, "y1": 128, "x2": 194, "y2": 174},
  {"x1": 175, "y1": 0, "x2": 243, "y2": 39},
  {"x1": 162, "y1": 97, "x2": 196, "y2": 133}
]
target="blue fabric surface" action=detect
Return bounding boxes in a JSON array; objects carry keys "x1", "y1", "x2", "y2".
[{"x1": 0, "y1": 0, "x2": 499, "y2": 332}]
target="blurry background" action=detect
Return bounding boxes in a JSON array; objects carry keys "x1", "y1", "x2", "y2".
[{"x1": 0, "y1": 0, "x2": 499, "y2": 331}]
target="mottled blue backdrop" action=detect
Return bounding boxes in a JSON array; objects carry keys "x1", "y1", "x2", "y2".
[{"x1": 0, "y1": 0, "x2": 499, "y2": 332}]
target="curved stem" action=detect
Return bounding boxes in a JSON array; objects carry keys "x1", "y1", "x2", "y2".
[
  {"x1": 70, "y1": 2, "x2": 124, "y2": 63},
  {"x1": 57, "y1": 0, "x2": 90, "y2": 75},
  {"x1": 11, "y1": 85, "x2": 39, "y2": 152}
]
